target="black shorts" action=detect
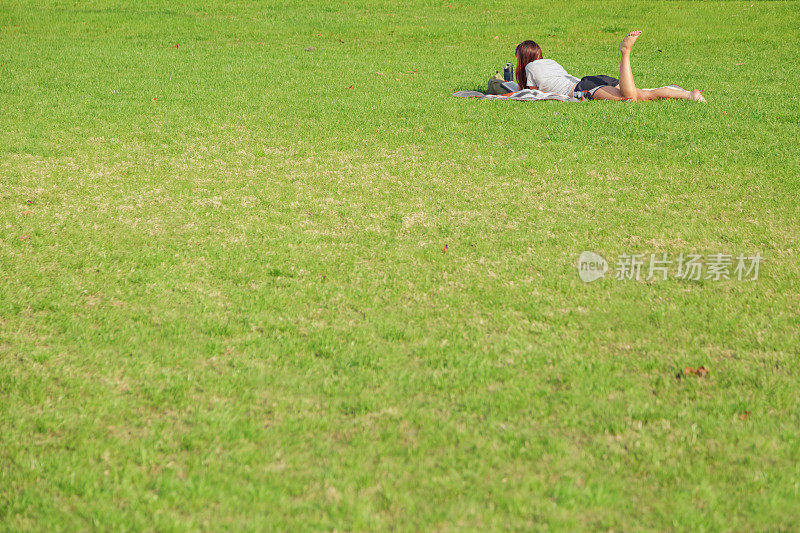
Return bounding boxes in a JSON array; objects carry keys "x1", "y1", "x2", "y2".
[{"x1": 573, "y1": 75, "x2": 620, "y2": 100}]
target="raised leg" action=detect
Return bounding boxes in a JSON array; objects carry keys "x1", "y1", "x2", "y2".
[{"x1": 617, "y1": 30, "x2": 642, "y2": 100}]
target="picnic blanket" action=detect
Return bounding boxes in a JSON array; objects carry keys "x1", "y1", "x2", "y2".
[{"x1": 452, "y1": 89, "x2": 577, "y2": 102}]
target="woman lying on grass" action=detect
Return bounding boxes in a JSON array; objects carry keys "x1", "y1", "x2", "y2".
[{"x1": 515, "y1": 30, "x2": 706, "y2": 102}]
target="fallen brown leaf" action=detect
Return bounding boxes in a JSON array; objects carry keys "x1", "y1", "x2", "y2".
[{"x1": 684, "y1": 366, "x2": 709, "y2": 377}]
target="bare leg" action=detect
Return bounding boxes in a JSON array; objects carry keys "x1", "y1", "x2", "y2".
[
  {"x1": 617, "y1": 30, "x2": 641, "y2": 99},
  {"x1": 592, "y1": 85, "x2": 706, "y2": 102},
  {"x1": 638, "y1": 87, "x2": 706, "y2": 102},
  {"x1": 592, "y1": 30, "x2": 707, "y2": 102}
]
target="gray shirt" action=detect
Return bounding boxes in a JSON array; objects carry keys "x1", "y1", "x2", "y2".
[{"x1": 525, "y1": 59, "x2": 580, "y2": 95}]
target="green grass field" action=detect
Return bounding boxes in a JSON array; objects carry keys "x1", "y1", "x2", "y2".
[{"x1": 2, "y1": 0, "x2": 799, "y2": 530}]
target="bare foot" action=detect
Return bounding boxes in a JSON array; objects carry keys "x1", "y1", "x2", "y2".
[
  {"x1": 619, "y1": 30, "x2": 642, "y2": 54},
  {"x1": 689, "y1": 89, "x2": 707, "y2": 103}
]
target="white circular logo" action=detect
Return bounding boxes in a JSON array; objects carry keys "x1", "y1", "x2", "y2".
[{"x1": 577, "y1": 251, "x2": 608, "y2": 283}]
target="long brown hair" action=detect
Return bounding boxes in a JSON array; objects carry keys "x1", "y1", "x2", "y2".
[{"x1": 515, "y1": 40, "x2": 543, "y2": 89}]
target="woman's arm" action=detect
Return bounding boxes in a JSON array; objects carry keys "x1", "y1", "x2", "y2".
[{"x1": 526, "y1": 65, "x2": 539, "y2": 90}]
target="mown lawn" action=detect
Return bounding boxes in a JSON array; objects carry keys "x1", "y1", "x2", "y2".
[{"x1": 1, "y1": 0, "x2": 799, "y2": 530}]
